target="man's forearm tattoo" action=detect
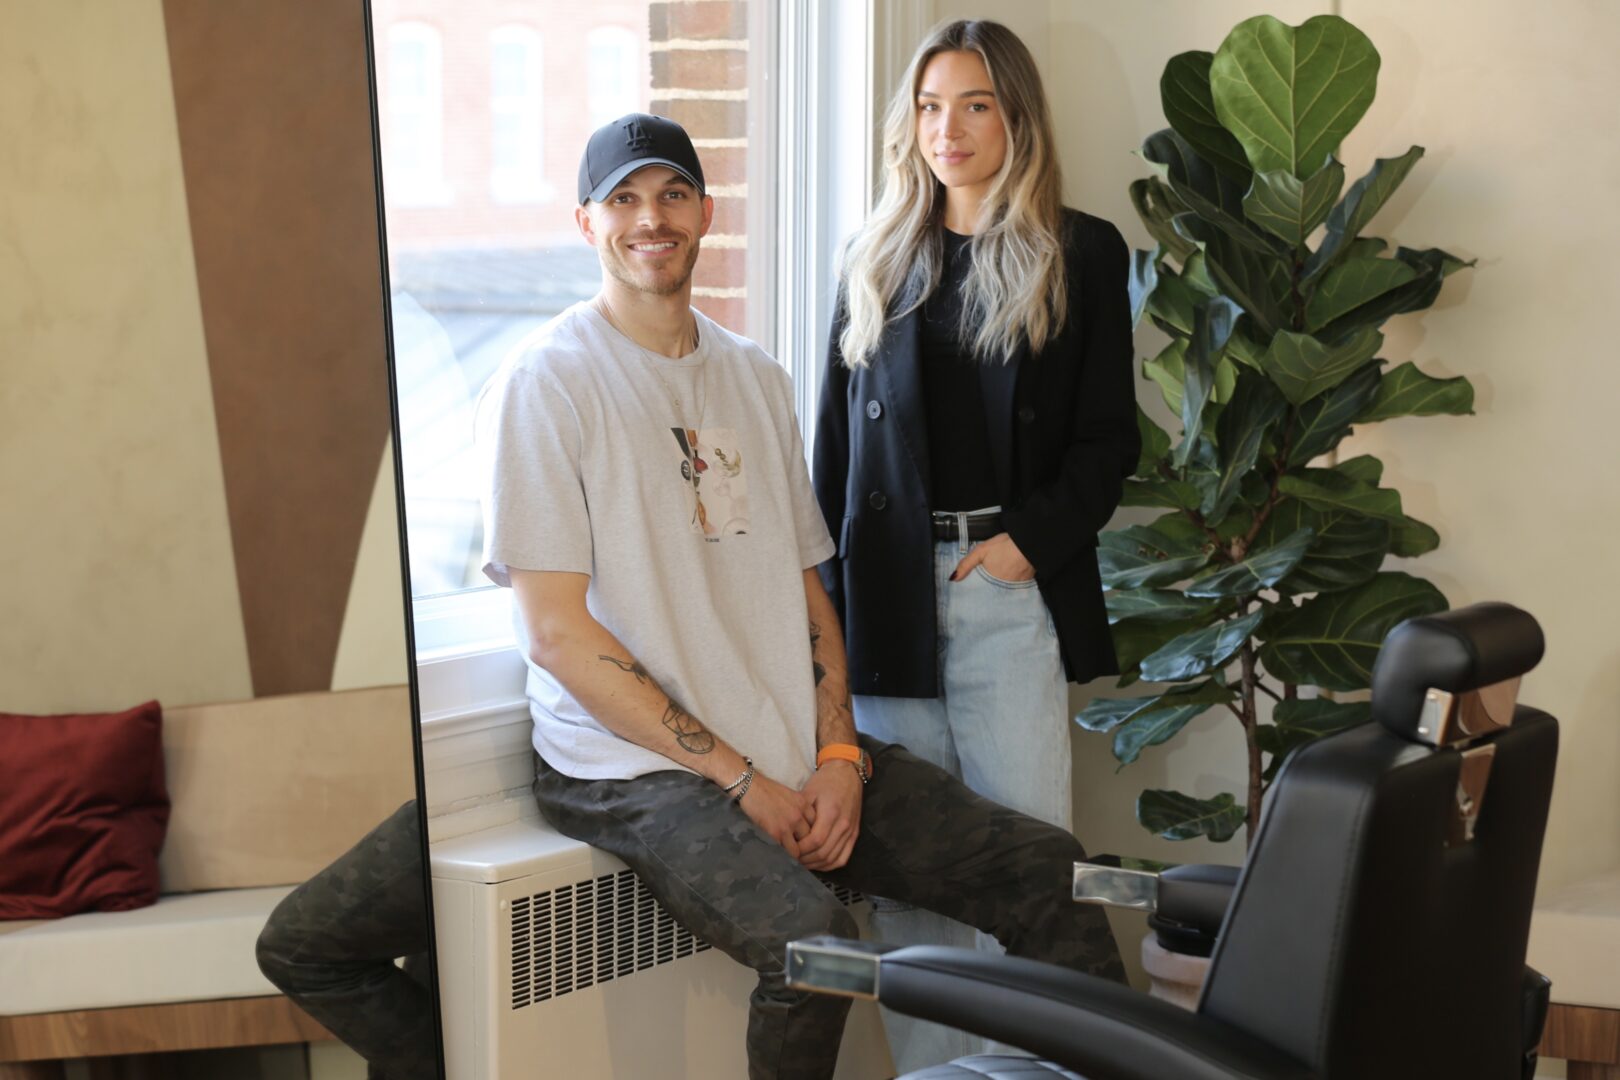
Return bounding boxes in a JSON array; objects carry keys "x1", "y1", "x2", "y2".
[
  {"x1": 662, "y1": 698, "x2": 716, "y2": 754},
  {"x1": 809, "y1": 620, "x2": 827, "y2": 686},
  {"x1": 598, "y1": 655, "x2": 650, "y2": 684}
]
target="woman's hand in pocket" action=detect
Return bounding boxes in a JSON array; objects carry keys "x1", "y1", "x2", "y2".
[{"x1": 950, "y1": 533, "x2": 1035, "y2": 583}]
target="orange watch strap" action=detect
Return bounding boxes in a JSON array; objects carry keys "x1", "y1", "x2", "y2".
[{"x1": 816, "y1": 744, "x2": 862, "y2": 768}]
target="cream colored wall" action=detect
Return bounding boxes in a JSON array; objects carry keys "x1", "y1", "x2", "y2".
[
  {"x1": 330, "y1": 436, "x2": 410, "y2": 692},
  {"x1": 1334, "y1": 0, "x2": 1620, "y2": 895},
  {"x1": 927, "y1": 0, "x2": 1620, "y2": 987},
  {"x1": 0, "y1": 0, "x2": 254, "y2": 713}
]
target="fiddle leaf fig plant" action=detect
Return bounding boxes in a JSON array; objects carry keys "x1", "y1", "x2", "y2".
[{"x1": 1087, "y1": 14, "x2": 1474, "y2": 845}]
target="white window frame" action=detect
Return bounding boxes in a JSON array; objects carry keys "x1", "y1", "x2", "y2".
[
  {"x1": 586, "y1": 26, "x2": 642, "y2": 129},
  {"x1": 385, "y1": 21, "x2": 454, "y2": 207},
  {"x1": 489, "y1": 25, "x2": 552, "y2": 204},
  {"x1": 412, "y1": 1, "x2": 882, "y2": 725}
]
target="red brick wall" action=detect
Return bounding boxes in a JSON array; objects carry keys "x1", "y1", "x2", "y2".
[{"x1": 649, "y1": 0, "x2": 751, "y2": 334}]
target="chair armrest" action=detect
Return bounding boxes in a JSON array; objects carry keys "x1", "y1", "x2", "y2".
[
  {"x1": 788, "y1": 940, "x2": 1314, "y2": 1080},
  {"x1": 1076, "y1": 860, "x2": 1240, "y2": 942}
]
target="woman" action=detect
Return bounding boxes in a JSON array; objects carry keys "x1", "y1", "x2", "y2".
[{"x1": 812, "y1": 19, "x2": 1135, "y2": 1070}]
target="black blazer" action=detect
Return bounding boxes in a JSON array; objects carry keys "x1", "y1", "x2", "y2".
[{"x1": 813, "y1": 208, "x2": 1139, "y2": 697}]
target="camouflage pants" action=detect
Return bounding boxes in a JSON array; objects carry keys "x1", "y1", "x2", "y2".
[
  {"x1": 255, "y1": 800, "x2": 439, "y2": 1080},
  {"x1": 533, "y1": 735, "x2": 1124, "y2": 1080}
]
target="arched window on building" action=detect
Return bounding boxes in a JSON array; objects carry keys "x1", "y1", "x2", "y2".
[
  {"x1": 385, "y1": 22, "x2": 451, "y2": 206},
  {"x1": 587, "y1": 26, "x2": 641, "y2": 130},
  {"x1": 490, "y1": 25, "x2": 548, "y2": 204}
]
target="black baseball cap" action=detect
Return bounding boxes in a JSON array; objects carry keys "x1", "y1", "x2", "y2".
[{"x1": 577, "y1": 113, "x2": 706, "y2": 205}]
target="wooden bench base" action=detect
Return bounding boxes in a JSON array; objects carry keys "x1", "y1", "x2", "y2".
[
  {"x1": 0, "y1": 996, "x2": 331, "y2": 1063},
  {"x1": 1542, "y1": 1002, "x2": 1620, "y2": 1079}
]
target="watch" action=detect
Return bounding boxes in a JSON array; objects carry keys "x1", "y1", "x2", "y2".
[{"x1": 816, "y1": 743, "x2": 872, "y2": 783}]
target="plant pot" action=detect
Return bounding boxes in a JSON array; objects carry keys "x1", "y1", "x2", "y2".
[{"x1": 1141, "y1": 935, "x2": 1212, "y2": 1011}]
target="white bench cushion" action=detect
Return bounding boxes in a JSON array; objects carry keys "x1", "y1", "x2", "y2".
[
  {"x1": 0, "y1": 886, "x2": 292, "y2": 1016},
  {"x1": 1528, "y1": 867, "x2": 1620, "y2": 1010}
]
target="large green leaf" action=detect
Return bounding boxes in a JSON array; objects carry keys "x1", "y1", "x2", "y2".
[
  {"x1": 1288, "y1": 360, "x2": 1382, "y2": 465},
  {"x1": 1145, "y1": 266, "x2": 1202, "y2": 337},
  {"x1": 1139, "y1": 608, "x2": 1265, "y2": 683},
  {"x1": 1143, "y1": 130, "x2": 1279, "y2": 256},
  {"x1": 1335, "y1": 454, "x2": 1383, "y2": 485},
  {"x1": 1210, "y1": 15, "x2": 1381, "y2": 180},
  {"x1": 1356, "y1": 361, "x2": 1475, "y2": 422},
  {"x1": 1258, "y1": 571, "x2": 1448, "y2": 690},
  {"x1": 1097, "y1": 525, "x2": 1212, "y2": 590},
  {"x1": 1175, "y1": 214, "x2": 1290, "y2": 336},
  {"x1": 1257, "y1": 698, "x2": 1372, "y2": 778},
  {"x1": 1260, "y1": 499, "x2": 1390, "y2": 595},
  {"x1": 1277, "y1": 466, "x2": 1404, "y2": 522},
  {"x1": 1138, "y1": 789, "x2": 1245, "y2": 842},
  {"x1": 1161, "y1": 51, "x2": 1253, "y2": 182},
  {"x1": 1129, "y1": 248, "x2": 1159, "y2": 328},
  {"x1": 1174, "y1": 298, "x2": 1242, "y2": 466},
  {"x1": 1257, "y1": 326, "x2": 1383, "y2": 405},
  {"x1": 1312, "y1": 246, "x2": 1472, "y2": 340},
  {"x1": 1130, "y1": 177, "x2": 1199, "y2": 264},
  {"x1": 1121, "y1": 477, "x2": 1202, "y2": 511},
  {"x1": 1105, "y1": 587, "x2": 1222, "y2": 625},
  {"x1": 1144, "y1": 338, "x2": 1189, "y2": 415},
  {"x1": 1186, "y1": 526, "x2": 1314, "y2": 598},
  {"x1": 1390, "y1": 514, "x2": 1440, "y2": 557},
  {"x1": 1306, "y1": 146, "x2": 1425, "y2": 281},
  {"x1": 1244, "y1": 158, "x2": 1345, "y2": 248},
  {"x1": 1149, "y1": 514, "x2": 1219, "y2": 555},
  {"x1": 1204, "y1": 372, "x2": 1287, "y2": 520},
  {"x1": 1136, "y1": 404, "x2": 1173, "y2": 476},
  {"x1": 1305, "y1": 257, "x2": 1418, "y2": 331},
  {"x1": 1107, "y1": 681, "x2": 1239, "y2": 764},
  {"x1": 1110, "y1": 616, "x2": 1208, "y2": 687},
  {"x1": 1075, "y1": 694, "x2": 1155, "y2": 733}
]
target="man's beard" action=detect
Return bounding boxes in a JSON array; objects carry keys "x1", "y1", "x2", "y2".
[{"x1": 600, "y1": 236, "x2": 702, "y2": 297}]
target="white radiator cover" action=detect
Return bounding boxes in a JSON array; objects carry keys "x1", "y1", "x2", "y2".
[{"x1": 431, "y1": 817, "x2": 894, "y2": 1079}]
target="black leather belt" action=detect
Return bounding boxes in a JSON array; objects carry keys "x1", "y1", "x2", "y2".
[{"x1": 930, "y1": 511, "x2": 1004, "y2": 542}]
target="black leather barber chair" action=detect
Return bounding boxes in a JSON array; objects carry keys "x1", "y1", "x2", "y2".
[{"x1": 788, "y1": 603, "x2": 1558, "y2": 1079}]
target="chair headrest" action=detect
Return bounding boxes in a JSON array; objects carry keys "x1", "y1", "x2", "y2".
[{"x1": 1370, "y1": 602, "x2": 1544, "y2": 743}]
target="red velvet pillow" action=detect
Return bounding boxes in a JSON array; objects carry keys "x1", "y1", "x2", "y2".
[{"x1": 0, "y1": 701, "x2": 170, "y2": 919}]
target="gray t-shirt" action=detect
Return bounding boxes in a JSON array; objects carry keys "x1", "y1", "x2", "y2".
[{"x1": 476, "y1": 302, "x2": 835, "y2": 787}]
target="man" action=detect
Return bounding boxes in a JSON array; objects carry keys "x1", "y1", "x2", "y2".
[
  {"x1": 256, "y1": 801, "x2": 438, "y2": 1080},
  {"x1": 475, "y1": 112, "x2": 1122, "y2": 1080}
]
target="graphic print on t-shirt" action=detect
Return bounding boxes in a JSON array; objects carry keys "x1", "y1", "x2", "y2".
[{"x1": 671, "y1": 426, "x2": 749, "y2": 540}]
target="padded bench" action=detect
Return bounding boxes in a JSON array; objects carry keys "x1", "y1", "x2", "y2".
[
  {"x1": 1530, "y1": 867, "x2": 1620, "y2": 1079},
  {"x1": 0, "y1": 686, "x2": 415, "y2": 1075}
]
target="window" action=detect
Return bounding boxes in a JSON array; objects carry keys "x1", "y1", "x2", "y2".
[
  {"x1": 372, "y1": 1, "x2": 865, "y2": 664},
  {"x1": 587, "y1": 27, "x2": 639, "y2": 129},
  {"x1": 490, "y1": 26, "x2": 548, "y2": 204},
  {"x1": 385, "y1": 22, "x2": 451, "y2": 206}
]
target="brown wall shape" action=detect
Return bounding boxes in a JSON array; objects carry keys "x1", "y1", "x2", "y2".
[{"x1": 163, "y1": 0, "x2": 393, "y2": 696}]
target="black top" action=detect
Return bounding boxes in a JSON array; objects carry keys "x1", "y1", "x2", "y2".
[
  {"x1": 919, "y1": 228, "x2": 1001, "y2": 512},
  {"x1": 814, "y1": 209, "x2": 1141, "y2": 693}
]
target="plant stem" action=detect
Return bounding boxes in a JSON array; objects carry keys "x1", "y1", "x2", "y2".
[
  {"x1": 1239, "y1": 633, "x2": 1262, "y2": 848},
  {"x1": 1256, "y1": 681, "x2": 1282, "y2": 703}
]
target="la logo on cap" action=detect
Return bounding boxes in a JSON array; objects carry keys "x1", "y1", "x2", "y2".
[{"x1": 623, "y1": 119, "x2": 653, "y2": 150}]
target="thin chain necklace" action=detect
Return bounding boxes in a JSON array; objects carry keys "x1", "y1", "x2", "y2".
[{"x1": 595, "y1": 298, "x2": 708, "y2": 513}]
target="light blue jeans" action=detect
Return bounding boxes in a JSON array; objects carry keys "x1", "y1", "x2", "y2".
[{"x1": 853, "y1": 535, "x2": 1072, "y2": 1074}]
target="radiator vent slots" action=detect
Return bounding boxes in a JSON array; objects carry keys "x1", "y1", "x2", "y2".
[{"x1": 510, "y1": 870, "x2": 862, "y2": 1009}]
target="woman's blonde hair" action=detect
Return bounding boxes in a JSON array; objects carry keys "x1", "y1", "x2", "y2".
[{"x1": 839, "y1": 19, "x2": 1067, "y2": 368}]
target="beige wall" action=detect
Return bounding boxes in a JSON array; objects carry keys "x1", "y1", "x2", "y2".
[
  {"x1": 1, "y1": 0, "x2": 411, "y2": 714},
  {"x1": 0, "y1": 0, "x2": 254, "y2": 713},
  {"x1": 927, "y1": 0, "x2": 1620, "y2": 986}
]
